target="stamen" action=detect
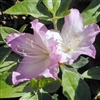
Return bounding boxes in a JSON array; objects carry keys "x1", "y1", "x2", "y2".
[
  {"x1": 15, "y1": 37, "x2": 49, "y2": 59},
  {"x1": 15, "y1": 48, "x2": 22, "y2": 54},
  {"x1": 25, "y1": 37, "x2": 46, "y2": 51},
  {"x1": 15, "y1": 48, "x2": 27, "y2": 56},
  {"x1": 17, "y1": 55, "x2": 49, "y2": 64},
  {"x1": 15, "y1": 45, "x2": 27, "y2": 56},
  {"x1": 16, "y1": 45, "x2": 49, "y2": 57},
  {"x1": 18, "y1": 59, "x2": 35, "y2": 63},
  {"x1": 30, "y1": 40, "x2": 34, "y2": 48},
  {"x1": 15, "y1": 44, "x2": 49, "y2": 58}
]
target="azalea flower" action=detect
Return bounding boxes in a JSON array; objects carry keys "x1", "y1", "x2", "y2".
[
  {"x1": 6, "y1": 19, "x2": 60, "y2": 85},
  {"x1": 48, "y1": 9, "x2": 100, "y2": 64}
]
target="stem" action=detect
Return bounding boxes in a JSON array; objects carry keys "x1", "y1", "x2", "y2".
[
  {"x1": 52, "y1": 19, "x2": 57, "y2": 30},
  {"x1": 0, "y1": 49, "x2": 12, "y2": 65}
]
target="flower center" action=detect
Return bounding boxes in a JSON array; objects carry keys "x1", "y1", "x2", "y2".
[{"x1": 60, "y1": 34, "x2": 83, "y2": 53}]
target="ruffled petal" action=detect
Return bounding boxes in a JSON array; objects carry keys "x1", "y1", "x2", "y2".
[
  {"x1": 31, "y1": 19, "x2": 47, "y2": 35},
  {"x1": 46, "y1": 30, "x2": 62, "y2": 40},
  {"x1": 67, "y1": 45, "x2": 96, "y2": 64},
  {"x1": 6, "y1": 33, "x2": 36, "y2": 57},
  {"x1": 61, "y1": 9, "x2": 83, "y2": 42},
  {"x1": 45, "y1": 30, "x2": 62, "y2": 48},
  {"x1": 69, "y1": 23, "x2": 100, "y2": 61},
  {"x1": 82, "y1": 24, "x2": 100, "y2": 46},
  {"x1": 30, "y1": 19, "x2": 48, "y2": 44},
  {"x1": 39, "y1": 55, "x2": 59, "y2": 79},
  {"x1": 12, "y1": 56, "x2": 59, "y2": 85},
  {"x1": 30, "y1": 19, "x2": 53, "y2": 51},
  {"x1": 30, "y1": 20, "x2": 61, "y2": 53}
]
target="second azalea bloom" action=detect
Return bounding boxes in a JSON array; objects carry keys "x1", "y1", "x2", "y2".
[
  {"x1": 6, "y1": 19, "x2": 60, "y2": 85},
  {"x1": 49, "y1": 9, "x2": 100, "y2": 64}
]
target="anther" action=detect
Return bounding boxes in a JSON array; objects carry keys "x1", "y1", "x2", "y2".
[{"x1": 15, "y1": 46, "x2": 26, "y2": 56}]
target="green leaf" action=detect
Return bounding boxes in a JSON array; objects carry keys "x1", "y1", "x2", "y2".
[
  {"x1": 56, "y1": 0, "x2": 72, "y2": 17},
  {"x1": 0, "y1": 80, "x2": 13, "y2": 98},
  {"x1": 42, "y1": 0, "x2": 70, "y2": 23},
  {"x1": 82, "y1": 66, "x2": 100, "y2": 80},
  {"x1": 0, "y1": 52, "x2": 22, "y2": 73},
  {"x1": 20, "y1": 89, "x2": 53, "y2": 100},
  {"x1": 39, "y1": 77, "x2": 55, "y2": 88},
  {"x1": 0, "y1": 34, "x2": 4, "y2": 44},
  {"x1": 56, "y1": 9, "x2": 70, "y2": 18},
  {"x1": 52, "y1": 94, "x2": 58, "y2": 100},
  {"x1": 30, "y1": 78, "x2": 39, "y2": 91},
  {"x1": 0, "y1": 72, "x2": 11, "y2": 81},
  {"x1": 19, "y1": 24, "x2": 28, "y2": 32},
  {"x1": 0, "y1": 45, "x2": 12, "y2": 65},
  {"x1": 42, "y1": 0, "x2": 61, "y2": 15},
  {"x1": 62, "y1": 68, "x2": 91, "y2": 100},
  {"x1": 0, "y1": 45, "x2": 10, "y2": 61},
  {"x1": 0, "y1": 50, "x2": 12, "y2": 66},
  {"x1": 0, "y1": 26, "x2": 19, "y2": 41},
  {"x1": 82, "y1": 0, "x2": 100, "y2": 25},
  {"x1": 38, "y1": 89, "x2": 53, "y2": 100},
  {"x1": 72, "y1": 56, "x2": 89, "y2": 69},
  {"x1": 19, "y1": 92, "x2": 38, "y2": 100},
  {"x1": 0, "y1": 80, "x2": 29, "y2": 98},
  {"x1": 39, "y1": 77, "x2": 61, "y2": 93},
  {"x1": 4, "y1": 0, "x2": 51, "y2": 20}
]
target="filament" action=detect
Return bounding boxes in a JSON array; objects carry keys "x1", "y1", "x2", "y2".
[{"x1": 25, "y1": 37, "x2": 48, "y2": 53}]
